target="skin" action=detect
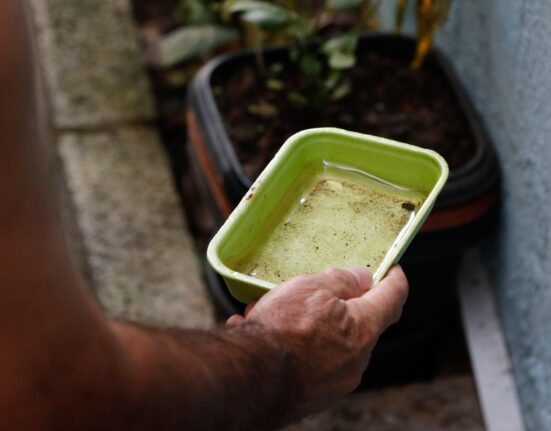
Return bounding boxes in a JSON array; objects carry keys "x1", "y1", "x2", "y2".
[{"x1": 0, "y1": 2, "x2": 409, "y2": 430}]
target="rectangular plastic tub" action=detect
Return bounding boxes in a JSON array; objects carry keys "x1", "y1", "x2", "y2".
[{"x1": 207, "y1": 128, "x2": 448, "y2": 303}]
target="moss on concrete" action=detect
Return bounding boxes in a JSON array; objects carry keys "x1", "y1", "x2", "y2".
[
  {"x1": 58, "y1": 127, "x2": 215, "y2": 328},
  {"x1": 29, "y1": 0, "x2": 154, "y2": 128}
]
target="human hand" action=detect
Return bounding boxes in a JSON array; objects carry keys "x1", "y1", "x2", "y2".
[{"x1": 226, "y1": 265, "x2": 408, "y2": 420}]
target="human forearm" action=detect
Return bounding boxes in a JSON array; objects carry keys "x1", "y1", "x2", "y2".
[
  {"x1": 0, "y1": 3, "x2": 300, "y2": 427},
  {"x1": 0, "y1": 265, "x2": 407, "y2": 430},
  {"x1": 108, "y1": 264, "x2": 409, "y2": 431},
  {"x1": 111, "y1": 321, "x2": 293, "y2": 431},
  {"x1": 0, "y1": 309, "x2": 291, "y2": 430}
]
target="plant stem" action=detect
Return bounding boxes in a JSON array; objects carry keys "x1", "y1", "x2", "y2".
[
  {"x1": 395, "y1": 0, "x2": 409, "y2": 33},
  {"x1": 410, "y1": 0, "x2": 452, "y2": 69},
  {"x1": 245, "y1": 23, "x2": 266, "y2": 75},
  {"x1": 411, "y1": 0, "x2": 434, "y2": 69}
]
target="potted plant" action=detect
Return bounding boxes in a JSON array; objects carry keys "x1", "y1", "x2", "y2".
[{"x1": 185, "y1": 0, "x2": 500, "y2": 383}]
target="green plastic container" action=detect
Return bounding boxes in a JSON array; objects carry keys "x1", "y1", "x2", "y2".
[{"x1": 207, "y1": 128, "x2": 449, "y2": 303}]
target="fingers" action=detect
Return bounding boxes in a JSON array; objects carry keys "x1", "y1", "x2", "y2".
[
  {"x1": 323, "y1": 267, "x2": 372, "y2": 299},
  {"x1": 226, "y1": 314, "x2": 245, "y2": 326},
  {"x1": 346, "y1": 267, "x2": 373, "y2": 293},
  {"x1": 348, "y1": 265, "x2": 409, "y2": 332},
  {"x1": 287, "y1": 267, "x2": 372, "y2": 300},
  {"x1": 244, "y1": 301, "x2": 257, "y2": 317},
  {"x1": 225, "y1": 301, "x2": 257, "y2": 326}
]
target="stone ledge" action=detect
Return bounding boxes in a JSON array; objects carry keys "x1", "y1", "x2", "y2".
[
  {"x1": 58, "y1": 126, "x2": 215, "y2": 329},
  {"x1": 286, "y1": 375, "x2": 484, "y2": 431},
  {"x1": 28, "y1": 0, "x2": 154, "y2": 129}
]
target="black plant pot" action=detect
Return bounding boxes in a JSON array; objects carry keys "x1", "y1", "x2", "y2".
[
  {"x1": 185, "y1": 33, "x2": 500, "y2": 384},
  {"x1": 188, "y1": 34, "x2": 499, "y2": 216}
]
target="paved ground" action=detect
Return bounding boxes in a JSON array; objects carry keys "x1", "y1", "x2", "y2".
[
  {"x1": 286, "y1": 376, "x2": 484, "y2": 431},
  {"x1": 26, "y1": 0, "x2": 485, "y2": 428},
  {"x1": 27, "y1": 0, "x2": 215, "y2": 329}
]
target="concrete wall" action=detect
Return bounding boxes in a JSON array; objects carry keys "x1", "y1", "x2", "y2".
[{"x1": 381, "y1": 2, "x2": 551, "y2": 429}]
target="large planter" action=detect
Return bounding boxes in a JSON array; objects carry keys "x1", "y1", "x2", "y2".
[{"x1": 185, "y1": 33, "x2": 500, "y2": 382}]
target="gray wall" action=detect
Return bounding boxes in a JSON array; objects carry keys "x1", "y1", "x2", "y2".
[{"x1": 380, "y1": 2, "x2": 551, "y2": 429}]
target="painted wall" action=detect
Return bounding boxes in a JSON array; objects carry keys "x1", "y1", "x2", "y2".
[{"x1": 380, "y1": 2, "x2": 551, "y2": 429}]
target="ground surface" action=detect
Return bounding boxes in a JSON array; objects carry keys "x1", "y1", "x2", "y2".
[
  {"x1": 285, "y1": 376, "x2": 484, "y2": 431},
  {"x1": 28, "y1": 0, "x2": 215, "y2": 328}
]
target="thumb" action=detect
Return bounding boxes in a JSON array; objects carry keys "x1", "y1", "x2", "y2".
[{"x1": 348, "y1": 265, "x2": 409, "y2": 332}]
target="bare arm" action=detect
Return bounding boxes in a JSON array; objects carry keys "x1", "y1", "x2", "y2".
[
  {"x1": 0, "y1": 3, "x2": 408, "y2": 430},
  {"x1": 111, "y1": 265, "x2": 407, "y2": 430}
]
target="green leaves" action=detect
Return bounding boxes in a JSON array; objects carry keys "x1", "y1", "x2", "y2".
[
  {"x1": 301, "y1": 53, "x2": 323, "y2": 81},
  {"x1": 325, "y1": 0, "x2": 365, "y2": 12},
  {"x1": 178, "y1": 0, "x2": 218, "y2": 24},
  {"x1": 157, "y1": 25, "x2": 240, "y2": 67},
  {"x1": 330, "y1": 80, "x2": 352, "y2": 100},
  {"x1": 322, "y1": 33, "x2": 359, "y2": 70},
  {"x1": 226, "y1": 0, "x2": 310, "y2": 40},
  {"x1": 228, "y1": 1, "x2": 297, "y2": 32},
  {"x1": 225, "y1": 0, "x2": 365, "y2": 109},
  {"x1": 394, "y1": 0, "x2": 409, "y2": 33}
]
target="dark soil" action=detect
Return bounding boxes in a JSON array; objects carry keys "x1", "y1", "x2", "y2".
[{"x1": 214, "y1": 52, "x2": 477, "y2": 180}]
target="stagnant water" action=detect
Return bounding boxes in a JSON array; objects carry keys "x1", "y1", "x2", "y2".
[{"x1": 234, "y1": 162, "x2": 426, "y2": 284}]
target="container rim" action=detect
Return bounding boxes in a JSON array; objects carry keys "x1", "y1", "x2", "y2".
[{"x1": 207, "y1": 127, "x2": 449, "y2": 290}]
